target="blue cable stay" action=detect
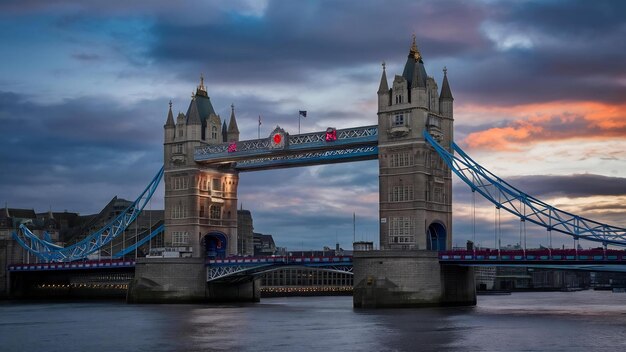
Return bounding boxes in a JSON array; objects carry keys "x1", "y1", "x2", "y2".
[
  {"x1": 423, "y1": 130, "x2": 626, "y2": 246},
  {"x1": 112, "y1": 223, "x2": 164, "y2": 258},
  {"x1": 12, "y1": 167, "x2": 164, "y2": 262}
]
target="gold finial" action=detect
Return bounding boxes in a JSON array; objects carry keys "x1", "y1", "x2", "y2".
[
  {"x1": 231, "y1": 103, "x2": 235, "y2": 113},
  {"x1": 411, "y1": 34, "x2": 417, "y2": 51},
  {"x1": 191, "y1": 91, "x2": 195, "y2": 100},
  {"x1": 169, "y1": 100, "x2": 172, "y2": 109},
  {"x1": 443, "y1": 66, "x2": 447, "y2": 75},
  {"x1": 410, "y1": 34, "x2": 422, "y2": 61}
]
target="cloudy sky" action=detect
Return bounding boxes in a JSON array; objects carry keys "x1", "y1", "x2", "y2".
[{"x1": 1, "y1": 0, "x2": 625, "y2": 251}]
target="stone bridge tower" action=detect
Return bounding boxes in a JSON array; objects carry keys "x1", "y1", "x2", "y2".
[
  {"x1": 377, "y1": 38, "x2": 454, "y2": 251},
  {"x1": 163, "y1": 77, "x2": 239, "y2": 257}
]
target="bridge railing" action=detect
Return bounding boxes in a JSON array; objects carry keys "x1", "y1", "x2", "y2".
[
  {"x1": 439, "y1": 249, "x2": 626, "y2": 262},
  {"x1": 206, "y1": 255, "x2": 353, "y2": 266},
  {"x1": 8, "y1": 258, "x2": 136, "y2": 272}
]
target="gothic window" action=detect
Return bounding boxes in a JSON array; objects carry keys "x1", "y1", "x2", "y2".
[
  {"x1": 388, "y1": 185, "x2": 414, "y2": 202},
  {"x1": 174, "y1": 144, "x2": 183, "y2": 154},
  {"x1": 171, "y1": 231, "x2": 189, "y2": 245},
  {"x1": 210, "y1": 205, "x2": 221, "y2": 219},
  {"x1": 212, "y1": 178, "x2": 221, "y2": 191},
  {"x1": 211, "y1": 126, "x2": 218, "y2": 139},
  {"x1": 393, "y1": 114, "x2": 404, "y2": 126},
  {"x1": 389, "y1": 152, "x2": 412, "y2": 167},
  {"x1": 171, "y1": 203, "x2": 187, "y2": 219},
  {"x1": 199, "y1": 205, "x2": 205, "y2": 218},
  {"x1": 389, "y1": 217, "x2": 415, "y2": 244},
  {"x1": 172, "y1": 176, "x2": 188, "y2": 190},
  {"x1": 178, "y1": 129, "x2": 184, "y2": 137}
]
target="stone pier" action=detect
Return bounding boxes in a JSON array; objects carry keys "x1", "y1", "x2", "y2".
[
  {"x1": 353, "y1": 250, "x2": 476, "y2": 308},
  {"x1": 127, "y1": 257, "x2": 259, "y2": 303}
]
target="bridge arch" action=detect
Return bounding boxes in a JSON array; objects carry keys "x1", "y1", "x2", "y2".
[
  {"x1": 202, "y1": 231, "x2": 228, "y2": 259},
  {"x1": 426, "y1": 221, "x2": 447, "y2": 251}
]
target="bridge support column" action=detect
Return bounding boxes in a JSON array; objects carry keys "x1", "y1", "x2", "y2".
[
  {"x1": 128, "y1": 257, "x2": 207, "y2": 303},
  {"x1": 353, "y1": 250, "x2": 476, "y2": 308}
]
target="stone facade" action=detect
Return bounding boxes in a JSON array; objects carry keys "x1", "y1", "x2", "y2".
[
  {"x1": 163, "y1": 79, "x2": 240, "y2": 257},
  {"x1": 377, "y1": 39, "x2": 454, "y2": 251}
]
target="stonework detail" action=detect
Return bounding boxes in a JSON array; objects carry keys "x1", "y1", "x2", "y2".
[
  {"x1": 377, "y1": 41, "x2": 454, "y2": 251},
  {"x1": 163, "y1": 78, "x2": 240, "y2": 257}
]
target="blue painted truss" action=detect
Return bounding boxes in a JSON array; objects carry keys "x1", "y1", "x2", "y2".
[
  {"x1": 206, "y1": 256, "x2": 353, "y2": 282},
  {"x1": 424, "y1": 130, "x2": 626, "y2": 246},
  {"x1": 12, "y1": 167, "x2": 164, "y2": 262},
  {"x1": 195, "y1": 125, "x2": 378, "y2": 170}
]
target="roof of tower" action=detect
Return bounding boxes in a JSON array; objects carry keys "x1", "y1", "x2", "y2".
[
  {"x1": 402, "y1": 35, "x2": 427, "y2": 88},
  {"x1": 377, "y1": 62, "x2": 389, "y2": 94},
  {"x1": 440, "y1": 67, "x2": 453, "y2": 100},
  {"x1": 221, "y1": 120, "x2": 228, "y2": 142},
  {"x1": 227, "y1": 104, "x2": 239, "y2": 134},
  {"x1": 164, "y1": 100, "x2": 175, "y2": 127},
  {"x1": 187, "y1": 96, "x2": 202, "y2": 125},
  {"x1": 185, "y1": 76, "x2": 217, "y2": 126}
]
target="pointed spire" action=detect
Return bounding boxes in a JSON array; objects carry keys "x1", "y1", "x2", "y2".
[
  {"x1": 165, "y1": 100, "x2": 175, "y2": 127},
  {"x1": 409, "y1": 33, "x2": 422, "y2": 62},
  {"x1": 3, "y1": 202, "x2": 9, "y2": 218},
  {"x1": 221, "y1": 120, "x2": 228, "y2": 142},
  {"x1": 228, "y1": 104, "x2": 239, "y2": 134},
  {"x1": 188, "y1": 98, "x2": 202, "y2": 125},
  {"x1": 440, "y1": 66, "x2": 453, "y2": 100},
  {"x1": 377, "y1": 61, "x2": 389, "y2": 94}
]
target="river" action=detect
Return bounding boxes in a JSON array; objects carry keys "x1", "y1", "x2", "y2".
[{"x1": 2, "y1": 290, "x2": 626, "y2": 351}]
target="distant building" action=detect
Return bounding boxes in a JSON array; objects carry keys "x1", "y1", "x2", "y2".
[
  {"x1": 253, "y1": 232, "x2": 276, "y2": 256},
  {"x1": 475, "y1": 266, "x2": 496, "y2": 291},
  {"x1": 353, "y1": 241, "x2": 373, "y2": 251},
  {"x1": 237, "y1": 209, "x2": 254, "y2": 256}
]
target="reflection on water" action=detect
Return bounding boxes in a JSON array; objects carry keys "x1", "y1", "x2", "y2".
[{"x1": 2, "y1": 290, "x2": 626, "y2": 351}]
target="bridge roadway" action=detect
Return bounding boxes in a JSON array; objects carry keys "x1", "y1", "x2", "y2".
[
  {"x1": 440, "y1": 249, "x2": 626, "y2": 272},
  {"x1": 10, "y1": 249, "x2": 626, "y2": 277}
]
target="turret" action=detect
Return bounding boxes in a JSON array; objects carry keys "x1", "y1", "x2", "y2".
[
  {"x1": 439, "y1": 67, "x2": 453, "y2": 118},
  {"x1": 164, "y1": 100, "x2": 175, "y2": 142},
  {"x1": 187, "y1": 96, "x2": 202, "y2": 141},
  {"x1": 176, "y1": 110, "x2": 186, "y2": 140},
  {"x1": 377, "y1": 62, "x2": 390, "y2": 109},
  {"x1": 227, "y1": 104, "x2": 240, "y2": 142}
]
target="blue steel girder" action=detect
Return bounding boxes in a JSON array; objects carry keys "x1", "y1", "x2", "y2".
[
  {"x1": 423, "y1": 130, "x2": 626, "y2": 246},
  {"x1": 12, "y1": 167, "x2": 164, "y2": 262},
  {"x1": 194, "y1": 125, "x2": 378, "y2": 170}
]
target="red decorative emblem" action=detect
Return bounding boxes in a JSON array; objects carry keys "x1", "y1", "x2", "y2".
[
  {"x1": 325, "y1": 127, "x2": 337, "y2": 142},
  {"x1": 227, "y1": 142, "x2": 237, "y2": 153},
  {"x1": 273, "y1": 133, "x2": 282, "y2": 144}
]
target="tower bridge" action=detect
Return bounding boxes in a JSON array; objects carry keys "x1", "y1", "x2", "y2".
[{"x1": 8, "y1": 39, "x2": 626, "y2": 306}]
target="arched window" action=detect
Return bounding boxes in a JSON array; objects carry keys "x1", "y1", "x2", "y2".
[{"x1": 211, "y1": 126, "x2": 218, "y2": 139}]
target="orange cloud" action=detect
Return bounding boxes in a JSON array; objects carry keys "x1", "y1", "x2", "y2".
[{"x1": 460, "y1": 101, "x2": 626, "y2": 150}]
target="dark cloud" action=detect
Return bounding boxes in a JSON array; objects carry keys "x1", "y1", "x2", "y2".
[
  {"x1": 0, "y1": 91, "x2": 164, "y2": 214},
  {"x1": 506, "y1": 174, "x2": 626, "y2": 199}
]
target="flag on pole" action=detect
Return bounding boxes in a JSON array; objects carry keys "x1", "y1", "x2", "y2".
[
  {"x1": 258, "y1": 115, "x2": 262, "y2": 126},
  {"x1": 299, "y1": 110, "x2": 307, "y2": 118}
]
